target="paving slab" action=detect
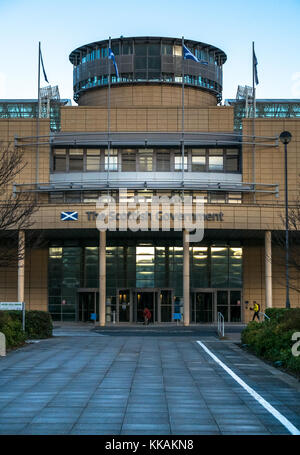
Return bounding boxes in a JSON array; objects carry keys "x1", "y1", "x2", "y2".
[{"x1": 0, "y1": 324, "x2": 299, "y2": 435}]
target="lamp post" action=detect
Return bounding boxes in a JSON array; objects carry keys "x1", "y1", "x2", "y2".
[{"x1": 279, "y1": 131, "x2": 292, "y2": 309}]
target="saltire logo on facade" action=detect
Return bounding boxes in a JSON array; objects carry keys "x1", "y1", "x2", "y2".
[
  {"x1": 183, "y1": 44, "x2": 208, "y2": 65},
  {"x1": 253, "y1": 46, "x2": 259, "y2": 85},
  {"x1": 108, "y1": 48, "x2": 119, "y2": 78},
  {"x1": 39, "y1": 45, "x2": 49, "y2": 83},
  {"x1": 61, "y1": 211, "x2": 78, "y2": 221}
]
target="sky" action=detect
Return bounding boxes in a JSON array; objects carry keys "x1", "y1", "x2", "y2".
[{"x1": 0, "y1": 0, "x2": 300, "y2": 104}]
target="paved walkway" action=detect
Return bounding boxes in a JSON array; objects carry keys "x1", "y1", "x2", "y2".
[{"x1": 0, "y1": 325, "x2": 299, "y2": 435}]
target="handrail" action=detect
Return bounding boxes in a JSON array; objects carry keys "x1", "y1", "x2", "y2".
[
  {"x1": 259, "y1": 312, "x2": 270, "y2": 321},
  {"x1": 217, "y1": 312, "x2": 225, "y2": 338}
]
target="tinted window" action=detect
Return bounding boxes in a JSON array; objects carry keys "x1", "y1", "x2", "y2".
[
  {"x1": 226, "y1": 149, "x2": 240, "y2": 172},
  {"x1": 69, "y1": 149, "x2": 84, "y2": 171},
  {"x1": 53, "y1": 149, "x2": 66, "y2": 172}
]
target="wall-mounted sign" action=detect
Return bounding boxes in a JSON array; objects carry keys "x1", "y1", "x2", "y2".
[
  {"x1": 86, "y1": 211, "x2": 224, "y2": 222},
  {"x1": 61, "y1": 211, "x2": 78, "y2": 221},
  {"x1": 0, "y1": 302, "x2": 23, "y2": 311}
]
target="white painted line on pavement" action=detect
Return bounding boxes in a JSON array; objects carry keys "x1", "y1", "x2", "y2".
[{"x1": 196, "y1": 340, "x2": 300, "y2": 436}]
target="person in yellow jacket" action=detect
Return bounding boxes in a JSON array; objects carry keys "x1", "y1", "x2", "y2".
[{"x1": 250, "y1": 301, "x2": 260, "y2": 321}]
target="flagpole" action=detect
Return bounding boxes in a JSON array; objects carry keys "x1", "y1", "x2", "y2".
[
  {"x1": 36, "y1": 41, "x2": 41, "y2": 187},
  {"x1": 252, "y1": 41, "x2": 256, "y2": 203},
  {"x1": 181, "y1": 36, "x2": 185, "y2": 197},
  {"x1": 107, "y1": 37, "x2": 111, "y2": 191}
]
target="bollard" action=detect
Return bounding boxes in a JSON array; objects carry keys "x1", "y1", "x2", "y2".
[{"x1": 0, "y1": 332, "x2": 6, "y2": 357}]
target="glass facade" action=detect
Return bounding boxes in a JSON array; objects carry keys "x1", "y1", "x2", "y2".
[
  {"x1": 225, "y1": 99, "x2": 300, "y2": 131},
  {"x1": 0, "y1": 99, "x2": 71, "y2": 131},
  {"x1": 70, "y1": 38, "x2": 226, "y2": 103},
  {"x1": 51, "y1": 147, "x2": 241, "y2": 173},
  {"x1": 48, "y1": 243, "x2": 242, "y2": 322},
  {"x1": 48, "y1": 189, "x2": 242, "y2": 205}
]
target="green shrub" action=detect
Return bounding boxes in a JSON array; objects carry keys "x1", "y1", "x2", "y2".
[
  {"x1": 25, "y1": 311, "x2": 53, "y2": 339},
  {"x1": 242, "y1": 308, "x2": 300, "y2": 377},
  {"x1": 265, "y1": 308, "x2": 291, "y2": 322},
  {"x1": 0, "y1": 310, "x2": 53, "y2": 340},
  {"x1": 0, "y1": 312, "x2": 26, "y2": 348}
]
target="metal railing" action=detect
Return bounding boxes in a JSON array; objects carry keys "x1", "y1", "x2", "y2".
[
  {"x1": 259, "y1": 312, "x2": 270, "y2": 321},
  {"x1": 217, "y1": 312, "x2": 225, "y2": 338},
  {"x1": 13, "y1": 179, "x2": 279, "y2": 196}
]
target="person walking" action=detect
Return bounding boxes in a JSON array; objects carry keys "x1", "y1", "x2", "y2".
[
  {"x1": 143, "y1": 307, "x2": 151, "y2": 325},
  {"x1": 251, "y1": 301, "x2": 260, "y2": 321}
]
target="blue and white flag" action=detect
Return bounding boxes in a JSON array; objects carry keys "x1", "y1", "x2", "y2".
[
  {"x1": 108, "y1": 48, "x2": 119, "y2": 78},
  {"x1": 253, "y1": 47, "x2": 259, "y2": 85},
  {"x1": 183, "y1": 44, "x2": 208, "y2": 65},
  {"x1": 61, "y1": 211, "x2": 78, "y2": 221},
  {"x1": 40, "y1": 47, "x2": 49, "y2": 83}
]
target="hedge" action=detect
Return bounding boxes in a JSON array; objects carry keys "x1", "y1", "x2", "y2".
[
  {"x1": 0, "y1": 310, "x2": 53, "y2": 348},
  {"x1": 0, "y1": 312, "x2": 26, "y2": 349},
  {"x1": 241, "y1": 308, "x2": 300, "y2": 376}
]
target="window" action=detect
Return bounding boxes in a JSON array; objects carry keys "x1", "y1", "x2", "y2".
[
  {"x1": 83, "y1": 192, "x2": 99, "y2": 203},
  {"x1": 148, "y1": 44, "x2": 160, "y2": 55},
  {"x1": 53, "y1": 149, "x2": 66, "y2": 172},
  {"x1": 228, "y1": 193, "x2": 242, "y2": 204},
  {"x1": 86, "y1": 149, "x2": 101, "y2": 171},
  {"x1": 122, "y1": 43, "x2": 132, "y2": 55},
  {"x1": 69, "y1": 149, "x2": 83, "y2": 171},
  {"x1": 229, "y1": 248, "x2": 243, "y2": 288},
  {"x1": 156, "y1": 150, "x2": 170, "y2": 171},
  {"x1": 111, "y1": 44, "x2": 119, "y2": 55},
  {"x1": 135, "y1": 190, "x2": 153, "y2": 202},
  {"x1": 208, "y1": 149, "x2": 223, "y2": 171},
  {"x1": 211, "y1": 247, "x2": 229, "y2": 288},
  {"x1": 209, "y1": 192, "x2": 226, "y2": 204},
  {"x1": 174, "y1": 153, "x2": 187, "y2": 171},
  {"x1": 105, "y1": 149, "x2": 118, "y2": 171},
  {"x1": 122, "y1": 150, "x2": 136, "y2": 171},
  {"x1": 191, "y1": 149, "x2": 206, "y2": 171},
  {"x1": 49, "y1": 192, "x2": 64, "y2": 203},
  {"x1": 192, "y1": 192, "x2": 208, "y2": 203},
  {"x1": 162, "y1": 44, "x2": 172, "y2": 55},
  {"x1": 148, "y1": 57, "x2": 160, "y2": 70},
  {"x1": 139, "y1": 150, "x2": 153, "y2": 171},
  {"x1": 226, "y1": 149, "x2": 240, "y2": 172},
  {"x1": 65, "y1": 191, "x2": 81, "y2": 203},
  {"x1": 135, "y1": 56, "x2": 147, "y2": 70},
  {"x1": 135, "y1": 44, "x2": 147, "y2": 56},
  {"x1": 173, "y1": 45, "x2": 182, "y2": 56}
]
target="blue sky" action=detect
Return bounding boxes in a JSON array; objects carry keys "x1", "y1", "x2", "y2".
[{"x1": 0, "y1": 0, "x2": 300, "y2": 104}]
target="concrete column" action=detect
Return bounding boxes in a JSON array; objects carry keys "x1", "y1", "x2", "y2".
[
  {"x1": 183, "y1": 229, "x2": 190, "y2": 326},
  {"x1": 18, "y1": 230, "x2": 25, "y2": 303},
  {"x1": 99, "y1": 230, "x2": 106, "y2": 326},
  {"x1": 265, "y1": 230, "x2": 272, "y2": 308}
]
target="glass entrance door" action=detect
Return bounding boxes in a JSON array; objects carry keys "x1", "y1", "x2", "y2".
[
  {"x1": 191, "y1": 292, "x2": 214, "y2": 323},
  {"x1": 78, "y1": 292, "x2": 98, "y2": 322},
  {"x1": 118, "y1": 289, "x2": 131, "y2": 322},
  {"x1": 134, "y1": 290, "x2": 156, "y2": 323}
]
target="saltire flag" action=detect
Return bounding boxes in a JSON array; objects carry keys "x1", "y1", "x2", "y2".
[
  {"x1": 253, "y1": 46, "x2": 259, "y2": 85},
  {"x1": 108, "y1": 48, "x2": 119, "y2": 78},
  {"x1": 40, "y1": 46, "x2": 49, "y2": 84},
  {"x1": 183, "y1": 44, "x2": 208, "y2": 65},
  {"x1": 61, "y1": 211, "x2": 78, "y2": 221}
]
